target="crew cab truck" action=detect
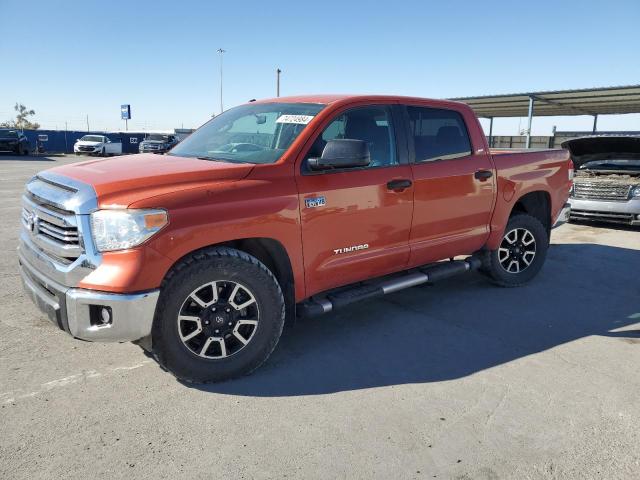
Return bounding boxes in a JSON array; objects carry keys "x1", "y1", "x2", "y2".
[
  {"x1": 0, "y1": 129, "x2": 30, "y2": 155},
  {"x1": 139, "y1": 133, "x2": 179, "y2": 154},
  {"x1": 18, "y1": 95, "x2": 572, "y2": 383},
  {"x1": 74, "y1": 135, "x2": 122, "y2": 156}
]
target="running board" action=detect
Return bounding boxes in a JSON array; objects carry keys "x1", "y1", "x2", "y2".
[{"x1": 297, "y1": 255, "x2": 483, "y2": 318}]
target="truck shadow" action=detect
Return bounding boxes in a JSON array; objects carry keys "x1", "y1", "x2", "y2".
[{"x1": 184, "y1": 243, "x2": 640, "y2": 397}]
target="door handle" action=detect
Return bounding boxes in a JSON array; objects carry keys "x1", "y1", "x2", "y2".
[
  {"x1": 474, "y1": 170, "x2": 493, "y2": 181},
  {"x1": 387, "y1": 179, "x2": 412, "y2": 191}
]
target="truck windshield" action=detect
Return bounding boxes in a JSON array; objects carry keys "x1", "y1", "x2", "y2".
[
  {"x1": 146, "y1": 134, "x2": 169, "y2": 141},
  {"x1": 169, "y1": 102, "x2": 325, "y2": 164},
  {"x1": 81, "y1": 135, "x2": 104, "y2": 142}
]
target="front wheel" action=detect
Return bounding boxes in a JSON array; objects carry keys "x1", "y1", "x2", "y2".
[
  {"x1": 152, "y1": 247, "x2": 285, "y2": 383},
  {"x1": 484, "y1": 213, "x2": 549, "y2": 287}
]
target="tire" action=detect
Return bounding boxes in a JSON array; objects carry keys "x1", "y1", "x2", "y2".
[
  {"x1": 15, "y1": 145, "x2": 22, "y2": 155},
  {"x1": 152, "y1": 247, "x2": 286, "y2": 383},
  {"x1": 101, "y1": 147, "x2": 106, "y2": 157},
  {"x1": 484, "y1": 213, "x2": 549, "y2": 287}
]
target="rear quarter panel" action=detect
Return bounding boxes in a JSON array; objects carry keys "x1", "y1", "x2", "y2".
[{"x1": 487, "y1": 148, "x2": 571, "y2": 249}]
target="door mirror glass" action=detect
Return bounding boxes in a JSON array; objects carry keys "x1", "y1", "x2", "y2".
[{"x1": 308, "y1": 139, "x2": 370, "y2": 170}]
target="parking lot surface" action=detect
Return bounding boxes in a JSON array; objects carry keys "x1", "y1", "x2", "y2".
[{"x1": 1, "y1": 154, "x2": 639, "y2": 479}]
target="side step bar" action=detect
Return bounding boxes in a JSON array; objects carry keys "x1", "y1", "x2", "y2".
[{"x1": 297, "y1": 255, "x2": 483, "y2": 318}]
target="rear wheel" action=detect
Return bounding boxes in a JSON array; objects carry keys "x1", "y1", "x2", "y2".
[
  {"x1": 484, "y1": 213, "x2": 548, "y2": 287},
  {"x1": 152, "y1": 247, "x2": 285, "y2": 383}
]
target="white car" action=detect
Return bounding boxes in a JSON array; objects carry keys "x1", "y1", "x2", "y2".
[{"x1": 74, "y1": 135, "x2": 122, "y2": 156}]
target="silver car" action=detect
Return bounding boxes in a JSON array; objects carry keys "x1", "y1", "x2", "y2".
[{"x1": 563, "y1": 136, "x2": 640, "y2": 226}]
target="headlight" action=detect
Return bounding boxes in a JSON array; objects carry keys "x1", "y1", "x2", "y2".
[
  {"x1": 90, "y1": 209, "x2": 168, "y2": 252},
  {"x1": 631, "y1": 186, "x2": 640, "y2": 198}
]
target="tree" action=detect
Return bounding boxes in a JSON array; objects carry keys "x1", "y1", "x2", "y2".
[{"x1": 0, "y1": 103, "x2": 40, "y2": 130}]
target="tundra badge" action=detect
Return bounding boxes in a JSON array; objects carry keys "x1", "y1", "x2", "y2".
[{"x1": 334, "y1": 244, "x2": 369, "y2": 255}]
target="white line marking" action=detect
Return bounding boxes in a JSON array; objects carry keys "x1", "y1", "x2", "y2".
[{"x1": 2, "y1": 360, "x2": 153, "y2": 404}]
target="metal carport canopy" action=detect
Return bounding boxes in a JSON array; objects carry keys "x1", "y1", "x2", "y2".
[
  {"x1": 450, "y1": 84, "x2": 640, "y2": 148},
  {"x1": 450, "y1": 85, "x2": 640, "y2": 117}
]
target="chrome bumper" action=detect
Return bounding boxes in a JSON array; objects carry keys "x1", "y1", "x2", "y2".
[
  {"x1": 568, "y1": 197, "x2": 640, "y2": 225},
  {"x1": 552, "y1": 202, "x2": 571, "y2": 228},
  {"x1": 19, "y1": 250, "x2": 159, "y2": 342}
]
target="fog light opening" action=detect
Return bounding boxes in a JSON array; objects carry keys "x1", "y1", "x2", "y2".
[{"x1": 90, "y1": 305, "x2": 113, "y2": 327}]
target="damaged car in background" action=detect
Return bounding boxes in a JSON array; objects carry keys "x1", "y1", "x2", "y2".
[{"x1": 563, "y1": 136, "x2": 640, "y2": 226}]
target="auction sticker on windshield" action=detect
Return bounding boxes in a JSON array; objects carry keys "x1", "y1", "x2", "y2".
[{"x1": 276, "y1": 114, "x2": 314, "y2": 125}]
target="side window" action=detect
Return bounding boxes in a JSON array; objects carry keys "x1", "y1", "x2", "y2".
[
  {"x1": 309, "y1": 106, "x2": 397, "y2": 168},
  {"x1": 406, "y1": 106, "x2": 471, "y2": 162}
]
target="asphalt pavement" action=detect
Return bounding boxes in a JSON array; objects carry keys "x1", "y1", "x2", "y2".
[{"x1": 1, "y1": 154, "x2": 639, "y2": 479}]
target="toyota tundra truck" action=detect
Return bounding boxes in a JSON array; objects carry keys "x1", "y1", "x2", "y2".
[{"x1": 18, "y1": 95, "x2": 572, "y2": 383}]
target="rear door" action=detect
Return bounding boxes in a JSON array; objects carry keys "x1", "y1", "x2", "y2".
[
  {"x1": 296, "y1": 104, "x2": 414, "y2": 296},
  {"x1": 403, "y1": 104, "x2": 495, "y2": 267}
]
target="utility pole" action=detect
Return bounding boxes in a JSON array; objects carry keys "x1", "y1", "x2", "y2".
[
  {"x1": 217, "y1": 48, "x2": 226, "y2": 114},
  {"x1": 276, "y1": 68, "x2": 282, "y2": 97},
  {"x1": 86, "y1": 114, "x2": 90, "y2": 132}
]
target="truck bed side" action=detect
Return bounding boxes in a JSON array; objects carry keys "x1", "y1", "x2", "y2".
[{"x1": 486, "y1": 148, "x2": 571, "y2": 250}]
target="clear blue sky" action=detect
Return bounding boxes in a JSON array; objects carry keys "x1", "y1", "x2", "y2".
[{"x1": 1, "y1": 0, "x2": 639, "y2": 134}]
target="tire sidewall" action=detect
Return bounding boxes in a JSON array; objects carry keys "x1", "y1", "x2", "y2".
[
  {"x1": 489, "y1": 214, "x2": 549, "y2": 286},
  {"x1": 154, "y1": 252, "x2": 284, "y2": 382}
]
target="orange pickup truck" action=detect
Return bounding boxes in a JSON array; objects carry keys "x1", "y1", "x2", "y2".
[{"x1": 18, "y1": 95, "x2": 572, "y2": 382}]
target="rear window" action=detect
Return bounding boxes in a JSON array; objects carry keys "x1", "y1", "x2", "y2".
[{"x1": 407, "y1": 106, "x2": 471, "y2": 162}]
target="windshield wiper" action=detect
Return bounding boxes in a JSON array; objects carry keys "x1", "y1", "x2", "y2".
[{"x1": 196, "y1": 156, "x2": 252, "y2": 164}]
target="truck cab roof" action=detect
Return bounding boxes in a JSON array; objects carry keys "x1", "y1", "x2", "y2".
[{"x1": 253, "y1": 94, "x2": 471, "y2": 110}]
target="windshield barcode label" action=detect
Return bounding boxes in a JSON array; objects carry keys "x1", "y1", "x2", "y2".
[{"x1": 276, "y1": 115, "x2": 314, "y2": 125}]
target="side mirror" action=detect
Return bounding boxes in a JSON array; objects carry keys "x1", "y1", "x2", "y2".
[{"x1": 307, "y1": 139, "x2": 370, "y2": 170}]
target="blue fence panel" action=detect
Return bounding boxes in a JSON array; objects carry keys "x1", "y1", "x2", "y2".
[{"x1": 20, "y1": 130, "x2": 148, "y2": 154}]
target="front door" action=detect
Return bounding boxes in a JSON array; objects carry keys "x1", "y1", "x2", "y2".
[{"x1": 296, "y1": 105, "x2": 414, "y2": 296}]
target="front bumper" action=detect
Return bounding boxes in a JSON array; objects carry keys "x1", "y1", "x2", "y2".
[
  {"x1": 0, "y1": 141, "x2": 19, "y2": 151},
  {"x1": 568, "y1": 197, "x2": 640, "y2": 226},
  {"x1": 552, "y1": 202, "x2": 571, "y2": 228},
  {"x1": 74, "y1": 146, "x2": 100, "y2": 154},
  {"x1": 19, "y1": 248, "x2": 159, "y2": 342},
  {"x1": 139, "y1": 146, "x2": 167, "y2": 153}
]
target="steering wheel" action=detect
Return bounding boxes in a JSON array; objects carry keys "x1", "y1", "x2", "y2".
[{"x1": 215, "y1": 143, "x2": 265, "y2": 153}]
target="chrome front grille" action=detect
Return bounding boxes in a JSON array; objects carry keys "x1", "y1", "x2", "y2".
[
  {"x1": 22, "y1": 178, "x2": 85, "y2": 263},
  {"x1": 573, "y1": 182, "x2": 631, "y2": 201}
]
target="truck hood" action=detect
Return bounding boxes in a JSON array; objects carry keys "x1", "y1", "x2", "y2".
[
  {"x1": 561, "y1": 136, "x2": 640, "y2": 167},
  {"x1": 50, "y1": 153, "x2": 255, "y2": 207}
]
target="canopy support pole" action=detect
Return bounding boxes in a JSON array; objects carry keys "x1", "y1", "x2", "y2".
[
  {"x1": 488, "y1": 117, "x2": 494, "y2": 147},
  {"x1": 525, "y1": 96, "x2": 534, "y2": 149},
  {"x1": 592, "y1": 114, "x2": 598, "y2": 133}
]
